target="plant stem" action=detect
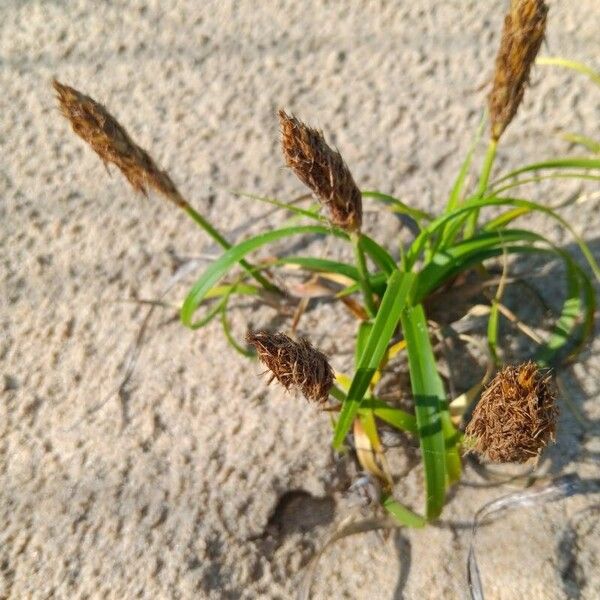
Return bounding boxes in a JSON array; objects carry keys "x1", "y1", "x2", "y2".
[
  {"x1": 351, "y1": 232, "x2": 377, "y2": 318},
  {"x1": 464, "y1": 139, "x2": 498, "y2": 237},
  {"x1": 181, "y1": 202, "x2": 281, "y2": 293}
]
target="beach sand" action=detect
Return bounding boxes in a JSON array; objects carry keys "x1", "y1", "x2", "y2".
[{"x1": 1, "y1": 1, "x2": 599, "y2": 598}]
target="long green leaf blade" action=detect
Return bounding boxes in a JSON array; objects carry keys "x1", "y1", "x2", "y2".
[
  {"x1": 401, "y1": 304, "x2": 453, "y2": 519},
  {"x1": 181, "y1": 225, "x2": 344, "y2": 327},
  {"x1": 332, "y1": 271, "x2": 415, "y2": 449}
]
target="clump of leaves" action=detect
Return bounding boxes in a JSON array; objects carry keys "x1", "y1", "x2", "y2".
[{"x1": 55, "y1": 0, "x2": 599, "y2": 524}]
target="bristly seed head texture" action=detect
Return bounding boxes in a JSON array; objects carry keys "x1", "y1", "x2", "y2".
[
  {"x1": 246, "y1": 330, "x2": 334, "y2": 404},
  {"x1": 53, "y1": 80, "x2": 187, "y2": 207},
  {"x1": 465, "y1": 361, "x2": 557, "y2": 463},
  {"x1": 488, "y1": 0, "x2": 548, "y2": 140},
  {"x1": 278, "y1": 109, "x2": 362, "y2": 232}
]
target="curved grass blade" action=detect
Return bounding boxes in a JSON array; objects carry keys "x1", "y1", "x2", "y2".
[
  {"x1": 382, "y1": 494, "x2": 427, "y2": 527},
  {"x1": 274, "y1": 256, "x2": 360, "y2": 281},
  {"x1": 490, "y1": 171, "x2": 600, "y2": 196},
  {"x1": 445, "y1": 114, "x2": 486, "y2": 212},
  {"x1": 362, "y1": 190, "x2": 432, "y2": 222},
  {"x1": 332, "y1": 271, "x2": 415, "y2": 449},
  {"x1": 561, "y1": 133, "x2": 600, "y2": 154},
  {"x1": 231, "y1": 191, "x2": 325, "y2": 221},
  {"x1": 418, "y1": 237, "x2": 594, "y2": 367},
  {"x1": 406, "y1": 196, "x2": 600, "y2": 280},
  {"x1": 492, "y1": 158, "x2": 600, "y2": 187},
  {"x1": 220, "y1": 289, "x2": 254, "y2": 357},
  {"x1": 360, "y1": 234, "x2": 398, "y2": 276},
  {"x1": 181, "y1": 225, "x2": 346, "y2": 327},
  {"x1": 413, "y1": 229, "x2": 544, "y2": 301},
  {"x1": 536, "y1": 56, "x2": 600, "y2": 86},
  {"x1": 485, "y1": 197, "x2": 600, "y2": 280}
]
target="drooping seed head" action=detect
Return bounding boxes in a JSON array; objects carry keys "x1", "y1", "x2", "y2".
[
  {"x1": 465, "y1": 361, "x2": 557, "y2": 463},
  {"x1": 488, "y1": 0, "x2": 548, "y2": 140},
  {"x1": 279, "y1": 109, "x2": 362, "y2": 232},
  {"x1": 246, "y1": 329, "x2": 334, "y2": 404},
  {"x1": 53, "y1": 80, "x2": 186, "y2": 207}
]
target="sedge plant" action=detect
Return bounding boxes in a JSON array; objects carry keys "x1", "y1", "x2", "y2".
[{"x1": 54, "y1": 0, "x2": 599, "y2": 525}]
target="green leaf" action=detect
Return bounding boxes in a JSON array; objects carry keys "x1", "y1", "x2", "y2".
[
  {"x1": 561, "y1": 133, "x2": 600, "y2": 154},
  {"x1": 382, "y1": 494, "x2": 427, "y2": 528},
  {"x1": 537, "y1": 56, "x2": 600, "y2": 86},
  {"x1": 413, "y1": 229, "x2": 543, "y2": 301},
  {"x1": 220, "y1": 289, "x2": 254, "y2": 357},
  {"x1": 405, "y1": 196, "x2": 600, "y2": 281},
  {"x1": 490, "y1": 172, "x2": 600, "y2": 196},
  {"x1": 274, "y1": 256, "x2": 360, "y2": 281},
  {"x1": 181, "y1": 225, "x2": 345, "y2": 328},
  {"x1": 401, "y1": 304, "x2": 454, "y2": 520},
  {"x1": 360, "y1": 234, "x2": 398, "y2": 276},
  {"x1": 492, "y1": 158, "x2": 600, "y2": 187},
  {"x1": 332, "y1": 271, "x2": 415, "y2": 449},
  {"x1": 356, "y1": 321, "x2": 374, "y2": 367},
  {"x1": 445, "y1": 114, "x2": 486, "y2": 212},
  {"x1": 231, "y1": 191, "x2": 324, "y2": 221},
  {"x1": 362, "y1": 190, "x2": 432, "y2": 222},
  {"x1": 359, "y1": 399, "x2": 417, "y2": 434}
]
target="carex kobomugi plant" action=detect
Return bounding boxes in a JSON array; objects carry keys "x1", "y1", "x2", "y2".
[{"x1": 54, "y1": 0, "x2": 599, "y2": 524}]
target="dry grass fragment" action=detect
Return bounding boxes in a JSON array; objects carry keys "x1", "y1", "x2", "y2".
[
  {"x1": 465, "y1": 361, "x2": 557, "y2": 463},
  {"x1": 53, "y1": 80, "x2": 187, "y2": 207},
  {"x1": 488, "y1": 0, "x2": 548, "y2": 140},
  {"x1": 246, "y1": 330, "x2": 334, "y2": 404},
  {"x1": 279, "y1": 109, "x2": 362, "y2": 232}
]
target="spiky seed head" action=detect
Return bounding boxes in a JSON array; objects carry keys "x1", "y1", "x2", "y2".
[
  {"x1": 488, "y1": 0, "x2": 548, "y2": 140},
  {"x1": 53, "y1": 80, "x2": 186, "y2": 207},
  {"x1": 278, "y1": 109, "x2": 362, "y2": 232},
  {"x1": 246, "y1": 329, "x2": 334, "y2": 404},
  {"x1": 465, "y1": 361, "x2": 558, "y2": 463}
]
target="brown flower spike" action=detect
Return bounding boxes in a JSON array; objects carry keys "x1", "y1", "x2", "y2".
[
  {"x1": 488, "y1": 0, "x2": 548, "y2": 140},
  {"x1": 53, "y1": 80, "x2": 187, "y2": 208},
  {"x1": 246, "y1": 330, "x2": 334, "y2": 404},
  {"x1": 465, "y1": 362, "x2": 558, "y2": 463},
  {"x1": 279, "y1": 109, "x2": 362, "y2": 232}
]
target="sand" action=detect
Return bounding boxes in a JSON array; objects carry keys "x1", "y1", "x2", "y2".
[{"x1": 1, "y1": 1, "x2": 600, "y2": 598}]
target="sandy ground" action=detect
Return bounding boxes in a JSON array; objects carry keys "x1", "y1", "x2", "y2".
[{"x1": 2, "y1": 1, "x2": 600, "y2": 598}]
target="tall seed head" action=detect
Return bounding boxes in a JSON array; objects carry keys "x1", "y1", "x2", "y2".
[
  {"x1": 279, "y1": 109, "x2": 362, "y2": 232},
  {"x1": 488, "y1": 0, "x2": 548, "y2": 140},
  {"x1": 465, "y1": 361, "x2": 558, "y2": 463},
  {"x1": 53, "y1": 80, "x2": 186, "y2": 207},
  {"x1": 246, "y1": 330, "x2": 334, "y2": 404}
]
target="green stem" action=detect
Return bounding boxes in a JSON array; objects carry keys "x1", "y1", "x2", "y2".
[
  {"x1": 183, "y1": 204, "x2": 281, "y2": 293},
  {"x1": 464, "y1": 139, "x2": 498, "y2": 237},
  {"x1": 351, "y1": 232, "x2": 377, "y2": 318}
]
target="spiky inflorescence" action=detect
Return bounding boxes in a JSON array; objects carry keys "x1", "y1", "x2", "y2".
[
  {"x1": 279, "y1": 109, "x2": 362, "y2": 232},
  {"x1": 53, "y1": 80, "x2": 187, "y2": 207},
  {"x1": 465, "y1": 362, "x2": 558, "y2": 463},
  {"x1": 488, "y1": 0, "x2": 548, "y2": 141},
  {"x1": 246, "y1": 330, "x2": 334, "y2": 404}
]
